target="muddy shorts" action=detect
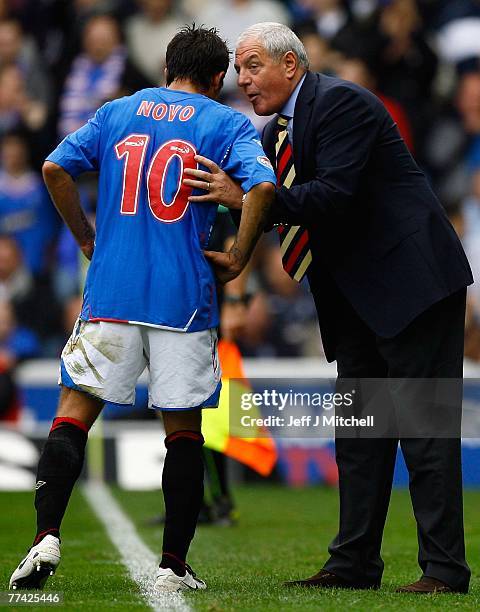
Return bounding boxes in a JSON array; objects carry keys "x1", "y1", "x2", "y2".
[{"x1": 59, "y1": 318, "x2": 221, "y2": 410}]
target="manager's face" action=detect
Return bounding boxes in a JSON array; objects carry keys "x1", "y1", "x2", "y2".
[{"x1": 234, "y1": 37, "x2": 298, "y2": 116}]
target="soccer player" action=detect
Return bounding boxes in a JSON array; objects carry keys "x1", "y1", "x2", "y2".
[{"x1": 9, "y1": 24, "x2": 275, "y2": 592}]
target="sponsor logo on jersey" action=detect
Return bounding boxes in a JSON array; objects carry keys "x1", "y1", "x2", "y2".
[{"x1": 35, "y1": 480, "x2": 46, "y2": 490}]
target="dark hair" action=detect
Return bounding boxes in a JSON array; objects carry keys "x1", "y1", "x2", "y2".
[{"x1": 165, "y1": 24, "x2": 230, "y2": 90}]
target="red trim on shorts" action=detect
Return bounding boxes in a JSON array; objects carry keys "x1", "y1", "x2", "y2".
[
  {"x1": 88, "y1": 317, "x2": 129, "y2": 324},
  {"x1": 50, "y1": 417, "x2": 89, "y2": 434}
]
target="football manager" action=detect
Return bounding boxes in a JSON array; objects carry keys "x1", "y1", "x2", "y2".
[{"x1": 185, "y1": 22, "x2": 473, "y2": 594}]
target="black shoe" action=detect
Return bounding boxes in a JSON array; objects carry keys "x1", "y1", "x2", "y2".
[
  {"x1": 284, "y1": 569, "x2": 380, "y2": 590},
  {"x1": 396, "y1": 576, "x2": 455, "y2": 593}
]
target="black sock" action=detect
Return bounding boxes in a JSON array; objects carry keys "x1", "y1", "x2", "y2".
[
  {"x1": 160, "y1": 430, "x2": 204, "y2": 575},
  {"x1": 34, "y1": 417, "x2": 88, "y2": 545}
]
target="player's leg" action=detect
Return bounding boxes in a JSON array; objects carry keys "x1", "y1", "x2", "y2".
[
  {"x1": 148, "y1": 327, "x2": 221, "y2": 591},
  {"x1": 34, "y1": 387, "x2": 103, "y2": 545},
  {"x1": 9, "y1": 387, "x2": 103, "y2": 589},
  {"x1": 10, "y1": 319, "x2": 144, "y2": 590},
  {"x1": 159, "y1": 409, "x2": 204, "y2": 574}
]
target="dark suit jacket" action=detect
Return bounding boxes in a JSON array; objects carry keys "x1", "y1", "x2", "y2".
[{"x1": 262, "y1": 72, "x2": 473, "y2": 361}]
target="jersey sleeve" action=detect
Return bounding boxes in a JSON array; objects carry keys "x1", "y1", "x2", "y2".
[
  {"x1": 46, "y1": 104, "x2": 108, "y2": 178},
  {"x1": 220, "y1": 113, "x2": 276, "y2": 193}
]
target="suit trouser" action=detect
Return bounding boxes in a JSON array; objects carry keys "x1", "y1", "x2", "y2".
[{"x1": 321, "y1": 288, "x2": 470, "y2": 592}]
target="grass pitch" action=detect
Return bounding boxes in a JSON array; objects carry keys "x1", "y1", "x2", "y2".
[{"x1": 0, "y1": 485, "x2": 479, "y2": 610}]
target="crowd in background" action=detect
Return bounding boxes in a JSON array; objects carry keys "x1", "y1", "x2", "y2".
[{"x1": 2, "y1": 0, "x2": 480, "y2": 388}]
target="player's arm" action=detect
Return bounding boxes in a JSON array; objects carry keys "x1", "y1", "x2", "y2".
[
  {"x1": 205, "y1": 181, "x2": 274, "y2": 283},
  {"x1": 42, "y1": 161, "x2": 95, "y2": 260}
]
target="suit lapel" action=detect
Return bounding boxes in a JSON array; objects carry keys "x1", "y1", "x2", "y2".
[{"x1": 292, "y1": 71, "x2": 317, "y2": 178}]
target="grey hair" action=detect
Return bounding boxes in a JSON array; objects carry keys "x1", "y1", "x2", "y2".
[{"x1": 237, "y1": 22, "x2": 309, "y2": 70}]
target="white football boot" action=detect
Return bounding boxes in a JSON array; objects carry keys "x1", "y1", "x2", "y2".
[
  {"x1": 154, "y1": 564, "x2": 206, "y2": 592},
  {"x1": 9, "y1": 535, "x2": 61, "y2": 590}
]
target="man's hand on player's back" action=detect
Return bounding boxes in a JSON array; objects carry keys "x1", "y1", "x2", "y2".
[{"x1": 184, "y1": 155, "x2": 244, "y2": 210}]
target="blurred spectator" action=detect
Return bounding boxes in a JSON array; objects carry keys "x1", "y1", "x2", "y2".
[
  {"x1": 376, "y1": 0, "x2": 437, "y2": 158},
  {"x1": 0, "y1": 299, "x2": 40, "y2": 366},
  {"x1": 125, "y1": 0, "x2": 185, "y2": 85},
  {"x1": 441, "y1": 198, "x2": 480, "y2": 361},
  {"x1": 295, "y1": 0, "x2": 351, "y2": 41},
  {"x1": 457, "y1": 71, "x2": 480, "y2": 137},
  {"x1": 0, "y1": 236, "x2": 62, "y2": 354},
  {"x1": 335, "y1": 53, "x2": 414, "y2": 151},
  {"x1": 0, "y1": 64, "x2": 48, "y2": 138},
  {"x1": 0, "y1": 297, "x2": 36, "y2": 422},
  {"x1": 296, "y1": 29, "x2": 332, "y2": 73},
  {"x1": 0, "y1": 19, "x2": 51, "y2": 107},
  {"x1": 199, "y1": 0, "x2": 290, "y2": 95},
  {"x1": 0, "y1": 132, "x2": 59, "y2": 276},
  {"x1": 239, "y1": 239, "x2": 321, "y2": 357},
  {"x1": 58, "y1": 14, "x2": 151, "y2": 139},
  {"x1": 462, "y1": 169, "x2": 480, "y2": 311},
  {"x1": 435, "y1": 0, "x2": 480, "y2": 68}
]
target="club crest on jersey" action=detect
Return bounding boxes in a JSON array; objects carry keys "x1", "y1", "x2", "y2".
[{"x1": 257, "y1": 155, "x2": 273, "y2": 170}]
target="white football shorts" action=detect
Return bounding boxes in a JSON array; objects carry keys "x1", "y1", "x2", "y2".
[{"x1": 59, "y1": 318, "x2": 221, "y2": 410}]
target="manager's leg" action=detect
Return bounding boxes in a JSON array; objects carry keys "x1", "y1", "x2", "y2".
[
  {"x1": 323, "y1": 363, "x2": 397, "y2": 587},
  {"x1": 378, "y1": 289, "x2": 470, "y2": 592},
  {"x1": 321, "y1": 292, "x2": 397, "y2": 587}
]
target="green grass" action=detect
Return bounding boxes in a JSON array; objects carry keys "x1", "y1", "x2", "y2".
[
  {"x1": 1, "y1": 486, "x2": 479, "y2": 610},
  {"x1": 114, "y1": 485, "x2": 480, "y2": 611},
  {"x1": 0, "y1": 490, "x2": 149, "y2": 611}
]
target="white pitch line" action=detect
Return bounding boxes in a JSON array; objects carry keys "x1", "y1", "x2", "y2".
[{"x1": 83, "y1": 481, "x2": 192, "y2": 612}]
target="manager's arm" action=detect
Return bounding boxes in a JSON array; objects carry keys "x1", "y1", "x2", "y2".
[{"x1": 205, "y1": 181, "x2": 274, "y2": 283}]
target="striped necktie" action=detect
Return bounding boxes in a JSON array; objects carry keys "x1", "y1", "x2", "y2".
[{"x1": 275, "y1": 115, "x2": 312, "y2": 282}]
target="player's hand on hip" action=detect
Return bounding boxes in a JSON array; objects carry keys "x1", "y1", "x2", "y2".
[
  {"x1": 184, "y1": 154, "x2": 244, "y2": 209},
  {"x1": 204, "y1": 249, "x2": 244, "y2": 284}
]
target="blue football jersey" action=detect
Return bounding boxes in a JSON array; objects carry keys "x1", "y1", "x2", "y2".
[{"x1": 47, "y1": 88, "x2": 276, "y2": 331}]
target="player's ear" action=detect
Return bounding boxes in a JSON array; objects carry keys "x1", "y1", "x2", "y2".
[{"x1": 213, "y1": 71, "x2": 226, "y2": 91}]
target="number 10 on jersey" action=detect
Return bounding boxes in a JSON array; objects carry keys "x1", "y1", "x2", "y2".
[{"x1": 115, "y1": 134, "x2": 197, "y2": 223}]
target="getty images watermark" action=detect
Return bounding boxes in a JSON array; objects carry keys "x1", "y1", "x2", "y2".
[
  {"x1": 228, "y1": 378, "x2": 471, "y2": 438},
  {"x1": 239, "y1": 388, "x2": 374, "y2": 429}
]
